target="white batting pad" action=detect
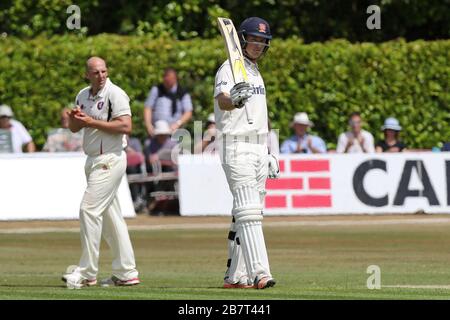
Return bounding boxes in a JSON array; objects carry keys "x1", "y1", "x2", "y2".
[
  {"x1": 237, "y1": 220, "x2": 272, "y2": 283},
  {"x1": 233, "y1": 184, "x2": 262, "y2": 212},
  {"x1": 224, "y1": 221, "x2": 250, "y2": 285}
]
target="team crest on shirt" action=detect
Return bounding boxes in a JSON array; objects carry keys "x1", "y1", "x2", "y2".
[{"x1": 97, "y1": 101, "x2": 104, "y2": 110}]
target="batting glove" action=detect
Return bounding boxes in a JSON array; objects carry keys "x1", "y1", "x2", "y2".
[
  {"x1": 230, "y1": 82, "x2": 253, "y2": 108},
  {"x1": 268, "y1": 154, "x2": 280, "y2": 179}
]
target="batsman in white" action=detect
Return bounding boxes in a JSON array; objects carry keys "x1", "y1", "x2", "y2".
[
  {"x1": 62, "y1": 56, "x2": 140, "y2": 289},
  {"x1": 214, "y1": 17, "x2": 280, "y2": 289}
]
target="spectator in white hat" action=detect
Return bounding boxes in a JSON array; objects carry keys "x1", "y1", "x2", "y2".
[
  {"x1": 336, "y1": 112, "x2": 374, "y2": 153},
  {"x1": 143, "y1": 120, "x2": 177, "y2": 173},
  {"x1": 280, "y1": 112, "x2": 326, "y2": 154},
  {"x1": 0, "y1": 104, "x2": 36, "y2": 153},
  {"x1": 375, "y1": 117, "x2": 407, "y2": 153}
]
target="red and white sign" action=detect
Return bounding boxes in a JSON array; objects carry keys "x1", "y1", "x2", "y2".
[
  {"x1": 178, "y1": 153, "x2": 450, "y2": 216},
  {"x1": 265, "y1": 159, "x2": 332, "y2": 210}
]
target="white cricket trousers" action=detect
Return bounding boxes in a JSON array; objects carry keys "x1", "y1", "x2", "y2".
[
  {"x1": 221, "y1": 140, "x2": 272, "y2": 284},
  {"x1": 78, "y1": 151, "x2": 138, "y2": 280}
]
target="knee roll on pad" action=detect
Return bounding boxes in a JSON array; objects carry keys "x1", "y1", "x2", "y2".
[
  {"x1": 234, "y1": 209, "x2": 263, "y2": 224},
  {"x1": 232, "y1": 185, "x2": 263, "y2": 224},
  {"x1": 232, "y1": 184, "x2": 263, "y2": 216}
]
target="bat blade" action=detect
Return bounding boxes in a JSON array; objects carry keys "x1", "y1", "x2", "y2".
[{"x1": 217, "y1": 17, "x2": 253, "y2": 124}]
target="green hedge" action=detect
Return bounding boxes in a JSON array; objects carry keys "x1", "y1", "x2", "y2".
[{"x1": 0, "y1": 35, "x2": 449, "y2": 149}]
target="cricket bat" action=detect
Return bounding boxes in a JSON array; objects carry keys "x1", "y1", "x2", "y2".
[{"x1": 217, "y1": 17, "x2": 253, "y2": 124}]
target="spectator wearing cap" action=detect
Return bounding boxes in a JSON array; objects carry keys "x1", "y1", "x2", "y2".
[
  {"x1": 336, "y1": 112, "x2": 374, "y2": 153},
  {"x1": 0, "y1": 104, "x2": 36, "y2": 153},
  {"x1": 375, "y1": 117, "x2": 407, "y2": 153},
  {"x1": 143, "y1": 120, "x2": 178, "y2": 174},
  {"x1": 280, "y1": 112, "x2": 326, "y2": 154}
]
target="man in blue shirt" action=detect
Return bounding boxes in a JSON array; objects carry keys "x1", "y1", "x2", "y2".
[
  {"x1": 280, "y1": 112, "x2": 327, "y2": 154},
  {"x1": 143, "y1": 68, "x2": 193, "y2": 136}
]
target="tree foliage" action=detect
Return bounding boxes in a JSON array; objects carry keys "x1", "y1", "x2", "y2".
[
  {"x1": 0, "y1": 35, "x2": 448, "y2": 149},
  {"x1": 1, "y1": 0, "x2": 449, "y2": 42}
]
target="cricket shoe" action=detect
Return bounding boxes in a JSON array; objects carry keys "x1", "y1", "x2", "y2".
[
  {"x1": 223, "y1": 282, "x2": 255, "y2": 289},
  {"x1": 255, "y1": 276, "x2": 276, "y2": 289},
  {"x1": 62, "y1": 265, "x2": 97, "y2": 289},
  {"x1": 223, "y1": 278, "x2": 255, "y2": 289},
  {"x1": 100, "y1": 275, "x2": 140, "y2": 287}
]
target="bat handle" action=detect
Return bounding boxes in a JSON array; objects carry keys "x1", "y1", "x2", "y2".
[{"x1": 244, "y1": 103, "x2": 254, "y2": 124}]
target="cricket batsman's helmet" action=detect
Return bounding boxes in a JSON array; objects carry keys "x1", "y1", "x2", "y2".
[{"x1": 238, "y1": 17, "x2": 272, "y2": 55}]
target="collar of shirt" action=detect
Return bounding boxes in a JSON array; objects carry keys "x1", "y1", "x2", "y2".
[
  {"x1": 244, "y1": 57, "x2": 259, "y2": 74},
  {"x1": 88, "y1": 78, "x2": 111, "y2": 100}
]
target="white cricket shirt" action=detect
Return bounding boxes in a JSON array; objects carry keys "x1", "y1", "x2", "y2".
[
  {"x1": 75, "y1": 78, "x2": 131, "y2": 156},
  {"x1": 214, "y1": 58, "x2": 268, "y2": 137},
  {"x1": 336, "y1": 130, "x2": 375, "y2": 153}
]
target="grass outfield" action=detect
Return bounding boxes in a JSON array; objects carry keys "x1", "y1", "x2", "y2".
[{"x1": 1, "y1": 215, "x2": 450, "y2": 299}]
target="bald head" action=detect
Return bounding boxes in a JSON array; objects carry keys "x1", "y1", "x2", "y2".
[
  {"x1": 86, "y1": 56, "x2": 107, "y2": 72},
  {"x1": 85, "y1": 56, "x2": 108, "y2": 93}
]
